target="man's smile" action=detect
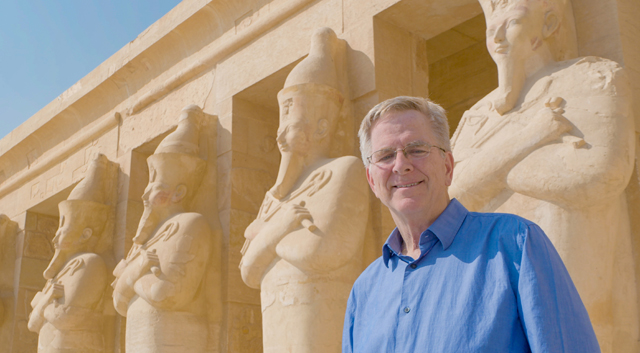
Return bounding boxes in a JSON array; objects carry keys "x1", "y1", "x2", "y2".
[{"x1": 394, "y1": 180, "x2": 424, "y2": 189}]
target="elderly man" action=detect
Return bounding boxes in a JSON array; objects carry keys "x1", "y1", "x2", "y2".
[{"x1": 342, "y1": 96, "x2": 599, "y2": 352}]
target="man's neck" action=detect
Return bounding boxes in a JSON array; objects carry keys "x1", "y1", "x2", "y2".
[{"x1": 391, "y1": 198, "x2": 450, "y2": 260}]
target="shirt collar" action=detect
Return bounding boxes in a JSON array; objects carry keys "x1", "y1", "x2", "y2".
[{"x1": 382, "y1": 198, "x2": 468, "y2": 266}]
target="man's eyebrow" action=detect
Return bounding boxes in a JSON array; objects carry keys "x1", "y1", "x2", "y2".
[
  {"x1": 406, "y1": 140, "x2": 427, "y2": 147},
  {"x1": 377, "y1": 140, "x2": 426, "y2": 150}
]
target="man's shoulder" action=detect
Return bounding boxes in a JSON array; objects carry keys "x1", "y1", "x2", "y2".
[
  {"x1": 466, "y1": 210, "x2": 533, "y2": 224},
  {"x1": 462, "y1": 211, "x2": 539, "y2": 245}
]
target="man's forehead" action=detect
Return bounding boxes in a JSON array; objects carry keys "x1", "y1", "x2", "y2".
[{"x1": 371, "y1": 110, "x2": 435, "y2": 144}]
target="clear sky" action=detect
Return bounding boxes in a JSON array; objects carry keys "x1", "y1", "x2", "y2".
[{"x1": 0, "y1": 1, "x2": 181, "y2": 140}]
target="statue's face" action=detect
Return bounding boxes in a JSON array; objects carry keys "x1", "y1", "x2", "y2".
[
  {"x1": 277, "y1": 91, "x2": 312, "y2": 156},
  {"x1": 142, "y1": 173, "x2": 175, "y2": 211},
  {"x1": 52, "y1": 213, "x2": 87, "y2": 253},
  {"x1": 485, "y1": 3, "x2": 545, "y2": 64}
]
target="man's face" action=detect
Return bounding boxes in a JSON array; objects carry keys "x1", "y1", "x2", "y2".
[
  {"x1": 366, "y1": 110, "x2": 453, "y2": 218},
  {"x1": 276, "y1": 92, "x2": 312, "y2": 157},
  {"x1": 486, "y1": 3, "x2": 545, "y2": 64}
]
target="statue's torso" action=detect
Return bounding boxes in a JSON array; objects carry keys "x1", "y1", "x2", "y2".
[
  {"x1": 253, "y1": 156, "x2": 368, "y2": 353},
  {"x1": 38, "y1": 253, "x2": 107, "y2": 353},
  {"x1": 125, "y1": 213, "x2": 211, "y2": 353}
]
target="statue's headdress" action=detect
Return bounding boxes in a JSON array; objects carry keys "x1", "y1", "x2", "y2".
[
  {"x1": 58, "y1": 154, "x2": 112, "y2": 238},
  {"x1": 147, "y1": 105, "x2": 207, "y2": 203},
  {"x1": 278, "y1": 27, "x2": 345, "y2": 108}
]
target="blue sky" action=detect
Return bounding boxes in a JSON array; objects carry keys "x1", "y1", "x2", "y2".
[{"x1": 0, "y1": 1, "x2": 181, "y2": 140}]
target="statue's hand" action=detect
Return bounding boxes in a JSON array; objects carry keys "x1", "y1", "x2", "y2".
[
  {"x1": 281, "y1": 202, "x2": 313, "y2": 233},
  {"x1": 50, "y1": 283, "x2": 64, "y2": 301},
  {"x1": 530, "y1": 99, "x2": 572, "y2": 141},
  {"x1": 141, "y1": 249, "x2": 161, "y2": 276}
]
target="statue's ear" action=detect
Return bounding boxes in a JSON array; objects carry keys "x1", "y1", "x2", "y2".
[
  {"x1": 315, "y1": 119, "x2": 329, "y2": 139},
  {"x1": 173, "y1": 184, "x2": 188, "y2": 203},
  {"x1": 542, "y1": 11, "x2": 560, "y2": 39},
  {"x1": 81, "y1": 228, "x2": 93, "y2": 241}
]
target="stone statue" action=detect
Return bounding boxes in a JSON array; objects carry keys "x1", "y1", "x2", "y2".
[
  {"x1": 112, "y1": 105, "x2": 213, "y2": 352},
  {"x1": 27, "y1": 154, "x2": 117, "y2": 353},
  {"x1": 240, "y1": 27, "x2": 369, "y2": 353},
  {"x1": 449, "y1": 0, "x2": 637, "y2": 351}
]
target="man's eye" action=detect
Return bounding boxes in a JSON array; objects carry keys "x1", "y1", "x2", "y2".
[
  {"x1": 407, "y1": 148, "x2": 429, "y2": 157},
  {"x1": 376, "y1": 152, "x2": 395, "y2": 163}
]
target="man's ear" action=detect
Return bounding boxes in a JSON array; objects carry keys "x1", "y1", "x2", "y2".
[
  {"x1": 172, "y1": 184, "x2": 188, "y2": 203},
  {"x1": 365, "y1": 167, "x2": 377, "y2": 194},
  {"x1": 314, "y1": 119, "x2": 329, "y2": 139},
  {"x1": 81, "y1": 228, "x2": 93, "y2": 241},
  {"x1": 542, "y1": 11, "x2": 560, "y2": 39},
  {"x1": 444, "y1": 151, "x2": 455, "y2": 187}
]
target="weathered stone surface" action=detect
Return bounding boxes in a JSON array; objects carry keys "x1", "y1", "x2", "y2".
[
  {"x1": 449, "y1": 1, "x2": 638, "y2": 352},
  {"x1": 240, "y1": 27, "x2": 369, "y2": 353},
  {"x1": 0, "y1": 0, "x2": 638, "y2": 352}
]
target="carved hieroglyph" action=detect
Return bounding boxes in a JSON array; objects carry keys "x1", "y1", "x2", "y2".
[
  {"x1": 112, "y1": 105, "x2": 214, "y2": 353},
  {"x1": 449, "y1": 1, "x2": 637, "y2": 352},
  {"x1": 240, "y1": 27, "x2": 369, "y2": 353},
  {"x1": 27, "y1": 154, "x2": 117, "y2": 353}
]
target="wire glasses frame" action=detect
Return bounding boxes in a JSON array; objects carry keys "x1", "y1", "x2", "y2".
[{"x1": 367, "y1": 142, "x2": 447, "y2": 166}]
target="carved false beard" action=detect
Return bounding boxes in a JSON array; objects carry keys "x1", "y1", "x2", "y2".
[
  {"x1": 270, "y1": 152, "x2": 306, "y2": 199},
  {"x1": 493, "y1": 58, "x2": 526, "y2": 115},
  {"x1": 132, "y1": 204, "x2": 162, "y2": 245},
  {"x1": 43, "y1": 249, "x2": 67, "y2": 280}
]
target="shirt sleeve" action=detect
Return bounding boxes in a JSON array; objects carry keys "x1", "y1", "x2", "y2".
[
  {"x1": 517, "y1": 223, "x2": 601, "y2": 352},
  {"x1": 342, "y1": 288, "x2": 357, "y2": 353}
]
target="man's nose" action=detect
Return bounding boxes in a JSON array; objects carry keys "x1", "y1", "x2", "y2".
[{"x1": 392, "y1": 151, "x2": 413, "y2": 174}]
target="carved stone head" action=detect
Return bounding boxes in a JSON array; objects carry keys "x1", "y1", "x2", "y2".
[
  {"x1": 479, "y1": 0, "x2": 577, "y2": 63},
  {"x1": 134, "y1": 105, "x2": 207, "y2": 244},
  {"x1": 45, "y1": 154, "x2": 112, "y2": 279},
  {"x1": 145, "y1": 105, "x2": 207, "y2": 208},
  {"x1": 276, "y1": 27, "x2": 345, "y2": 156}
]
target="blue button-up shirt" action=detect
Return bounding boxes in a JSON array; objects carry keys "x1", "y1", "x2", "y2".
[{"x1": 343, "y1": 199, "x2": 599, "y2": 352}]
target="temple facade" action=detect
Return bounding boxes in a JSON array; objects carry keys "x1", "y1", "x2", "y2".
[{"x1": 0, "y1": 0, "x2": 639, "y2": 352}]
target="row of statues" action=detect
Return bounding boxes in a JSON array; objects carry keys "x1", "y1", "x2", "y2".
[{"x1": 22, "y1": 0, "x2": 637, "y2": 352}]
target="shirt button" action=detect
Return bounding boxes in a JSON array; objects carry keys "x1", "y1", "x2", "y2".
[
  {"x1": 410, "y1": 264, "x2": 417, "y2": 269},
  {"x1": 404, "y1": 307, "x2": 411, "y2": 313}
]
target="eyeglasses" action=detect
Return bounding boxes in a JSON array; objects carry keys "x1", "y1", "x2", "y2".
[{"x1": 367, "y1": 142, "x2": 446, "y2": 166}]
